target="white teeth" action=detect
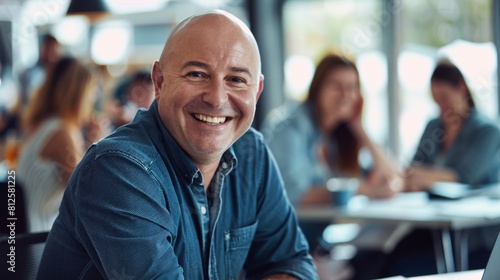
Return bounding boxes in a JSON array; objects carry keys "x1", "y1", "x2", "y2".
[{"x1": 194, "y1": 114, "x2": 226, "y2": 124}]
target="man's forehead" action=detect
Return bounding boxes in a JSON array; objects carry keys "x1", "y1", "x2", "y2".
[
  {"x1": 159, "y1": 11, "x2": 261, "y2": 75},
  {"x1": 168, "y1": 28, "x2": 255, "y2": 64},
  {"x1": 170, "y1": 11, "x2": 251, "y2": 38},
  {"x1": 171, "y1": 17, "x2": 249, "y2": 47}
]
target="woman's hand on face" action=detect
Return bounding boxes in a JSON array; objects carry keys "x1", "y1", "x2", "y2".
[
  {"x1": 352, "y1": 93, "x2": 364, "y2": 119},
  {"x1": 345, "y1": 94, "x2": 367, "y2": 141}
]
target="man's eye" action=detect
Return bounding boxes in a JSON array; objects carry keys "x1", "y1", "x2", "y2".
[
  {"x1": 186, "y1": 72, "x2": 204, "y2": 78},
  {"x1": 228, "y1": 77, "x2": 245, "y2": 84}
]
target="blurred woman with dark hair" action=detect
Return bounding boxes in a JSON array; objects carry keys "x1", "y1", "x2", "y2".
[
  {"x1": 381, "y1": 61, "x2": 500, "y2": 278},
  {"x1": 305, "y1": 53, "x2": 401, "y2": 196},
  {"x1": 261, "y1": 53, "x2": 401, "y2": 255},
  {"x1": 17, "y1": 56, "x2": 98, "y2": 232},
  {"x1": 263, "y1": 52, "x2": 401, "y2": 207},
  {"x1": 404, "y1": 61, "x2": 500, "y2": 191}
]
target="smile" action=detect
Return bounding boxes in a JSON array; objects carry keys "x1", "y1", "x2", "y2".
[{"x1": 193, "y1": 113, "x2": 228, "y2": 124}]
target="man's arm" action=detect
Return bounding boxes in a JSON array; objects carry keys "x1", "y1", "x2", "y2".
[{"x1": 74, "y1": 152, "x2": 184, "y2": 279}]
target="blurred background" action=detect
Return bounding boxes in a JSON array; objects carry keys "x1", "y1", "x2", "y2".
[{"x1": 0, "y1": 0, "x2": 499, "y2": 162}]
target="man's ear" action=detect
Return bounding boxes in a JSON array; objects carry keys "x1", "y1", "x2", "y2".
[
  {"x1": 152, "y1": 61, "x2": 164, "y2": 99},
  {"x1": 256, "y1": 74, "x2": 264, "y2": 101}
]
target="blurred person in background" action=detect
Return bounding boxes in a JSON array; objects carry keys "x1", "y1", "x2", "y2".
[
  {"x1": 17, "y1": 56, "x2": 103, "y2": 232},
  {"x1": 262, "y1": 52, "x2": 401, "y2": 206},
  {"x1": 263, "y1": 53, "x2": 401, "y2": 207},
  {"x1": 380, "y1": 61, "x2": 500, "y2": 277},
  {"x1": 106, "y1": 70, "x2": 154, "y2": 129},
  {"x1": 404, "y1": 61, "x2": 500, "y2": 191},
  {"x1": 0, "y1": 61, "x2": 21, "y2": 176},
  {"x1": 0, "y1": 61, "x2": 21, "y2": 140},
  {"x1": 19, "y1": 34, "x2": 61, "y2": 107},
  {"x1": 1, "y1": 34, "x2": 61, "y2": 150},
  {"x1": 261, "y1": 52, "x2": 402, "y2": 279}
]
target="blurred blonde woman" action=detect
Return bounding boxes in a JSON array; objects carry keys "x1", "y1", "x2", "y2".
[{"x1": 18, "y1": 56, "x2": 97, "y2": 232}]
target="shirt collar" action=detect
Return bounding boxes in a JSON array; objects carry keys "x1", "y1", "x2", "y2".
[{"x1": 220, "y1": 147, "x2": 237, "y2": 176}]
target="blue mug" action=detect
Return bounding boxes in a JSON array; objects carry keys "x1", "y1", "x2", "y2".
[{"x1": 327, "y1": 177, "x2": 359, "y2": 207}]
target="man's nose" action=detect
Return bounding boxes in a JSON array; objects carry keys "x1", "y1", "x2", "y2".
[{"x1": 203, "y1": 79, "x2": 228, "y2": 107}]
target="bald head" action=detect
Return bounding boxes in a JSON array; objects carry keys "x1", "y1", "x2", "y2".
[
  {"x1": 159, "y1": 10, "x2": 261, "y2": 74},
  {"x1": 151, "y1": 9, "x2": 265, "y2": 168}
]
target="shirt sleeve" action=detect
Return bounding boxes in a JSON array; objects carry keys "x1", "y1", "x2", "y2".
[
  {"x1": 448, "y1": 124, "x2": 500, "y2": 185},
  {"x1": 73, "y1": 152, "x2": 184, "y2": 279},
  {"x1": 243, "y1": 144, "x2": 319, "y2": 280}
]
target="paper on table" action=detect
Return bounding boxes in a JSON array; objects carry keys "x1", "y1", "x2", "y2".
[
  {"x1": 375, "y1": 269, "x2": 484, "y2": 279},
  {"x1": 434, "y1": 197, "x2": 500, "y2": 219},
  {"x1": 348, "y1": 192, "x2": 433, "y2": 218},
  {"x1": 374, "y1": 276, "x2": 406, "y2": 280}
]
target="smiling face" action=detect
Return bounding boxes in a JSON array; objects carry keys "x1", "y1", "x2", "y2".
[{"x1": 153, "y1": 13, "x2": 263, "y2": 166}]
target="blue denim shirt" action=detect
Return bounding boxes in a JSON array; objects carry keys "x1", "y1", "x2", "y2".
[{"x1": 37, "y1": 101, "x2": 317, "y2": 280}]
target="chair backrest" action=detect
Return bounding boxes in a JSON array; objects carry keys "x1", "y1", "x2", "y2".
[
  {"x1": 1, "y1": 181, "x2": 28, "y2": 234},
  {"x1": 0, "y1": 231, "x2": 49, "y2": 280}
]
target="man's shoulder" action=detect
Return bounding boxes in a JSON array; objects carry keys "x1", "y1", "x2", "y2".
[
  {"x1": 230, "y1": 128, "x2": 271, "y2": 165},
  {"x1": 469, "y1": 110, "x2": 500, "y2": 131},
  {"x1": 92, "y1": 110, "x2": 161, "y2": 165}
]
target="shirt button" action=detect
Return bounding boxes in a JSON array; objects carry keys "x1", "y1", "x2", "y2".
[
  {"x1": 193, "y1": 172, "x2": 199, "y2": 178},
  {"x1": 222, "y1": 162, "x2": 228, "y2": 169},
  {"x1": 200, "y1": 206, "x2": 207, "y2": 215}
]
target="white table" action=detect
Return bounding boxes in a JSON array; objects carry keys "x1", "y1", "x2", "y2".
[
  {"x1": 296, "y1": 193, "x2": 500, "y2": 273},
  {"x1": 376, "y1": 269, "x2": 484, "y2": 279}
]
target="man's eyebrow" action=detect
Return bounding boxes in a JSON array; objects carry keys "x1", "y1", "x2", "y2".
[
  {"x1": 181, "y1": 61, "x2": 253, "y2": 78},
  {"x1": 230, "y1": 67, "x2": 252, "y2": 78},
  {"x1": 182, "y1": 61, "x2": 210, "y2": 70}
]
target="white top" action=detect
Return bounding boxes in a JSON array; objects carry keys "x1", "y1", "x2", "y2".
[{"x1": 17, "y1": 118, "x2": 66, "y2": 232}]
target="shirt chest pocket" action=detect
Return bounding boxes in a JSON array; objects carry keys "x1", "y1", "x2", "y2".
[{"x1": 224, "y1": 220, "x2": 258, "y2": 280}]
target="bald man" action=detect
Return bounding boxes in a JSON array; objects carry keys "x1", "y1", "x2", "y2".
[{"x1": 38, "y1": 10, "x2": 318, "y2": 280}]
